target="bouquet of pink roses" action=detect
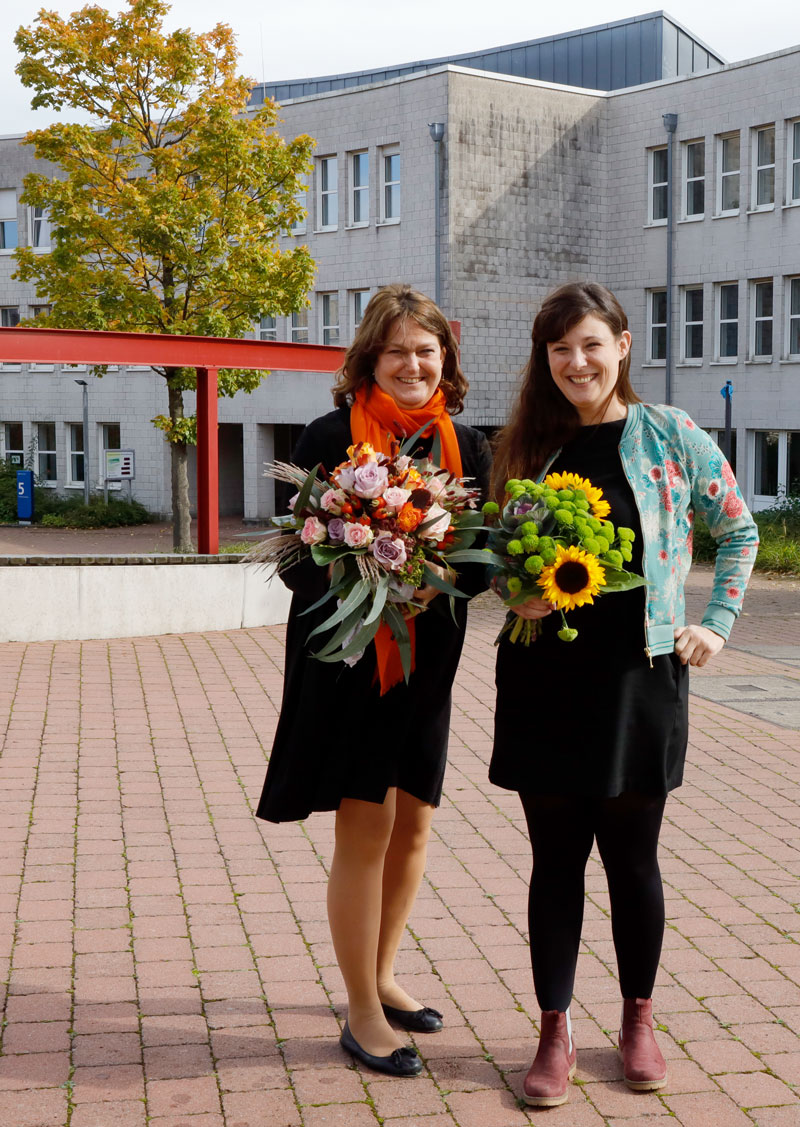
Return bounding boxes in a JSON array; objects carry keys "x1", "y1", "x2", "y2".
[{"x1": 247, "y1": 428, "x2": 483, "y2": 680}]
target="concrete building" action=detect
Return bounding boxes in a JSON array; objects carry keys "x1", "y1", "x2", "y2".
[{"x1": 1, "y1": 11, "x2": 798, "y2": 517}]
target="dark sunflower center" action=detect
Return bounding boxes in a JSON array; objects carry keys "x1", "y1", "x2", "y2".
[{"x1": 554, "y1": 560, "x2": 590, "y2": 594}]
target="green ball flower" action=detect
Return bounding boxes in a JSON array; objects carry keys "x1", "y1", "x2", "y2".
[
  {"x1": 620, "y1": 545, "x2": 633, "y2": 562},
  {"x1": 538, "y1": 536, "x2": 555, "y2": 552},
  {"x1": 540, "y1": 547, "x2": 557, "y2": 565},
  {"x1": 505, "y1": 479, "x2": 522, "y2": 493},
  {"x1": 521, "y1": 479, "x2": 537, "y2": 491},
  {"x1": 588, "y1": 517, "x2": 602, "y2": 533},
  {"x1": 507, "y1": 576, "x2": 522, "y2": 594},
  {"x1": 601, "y1": 520, "x2": 615, "y2": 538},
  {"x1": 520, "y1": 521, "x2": 538, "y2": 536},
  {"x1": 602, "y1": 549, "x2": 624, "y2": 568},
  {"x1": 507, "y1": 539, "x2": 524, "y2": 555},
  {"x1": 574, "y1": 498, "x2": 590, "y2": 511},
  {"x1": 521, "y1": 535, "x2": 539, "y2": 553},
  {"x1": 545, "y1": 495, "x2": 561, "y2": 511},
  {"x1": 558, "y1": 626, "x2": 579, "y2": 642},
  {"x1": 554, "y1": 508, "x2": 574, "y2": 526},
  {"x1": 529, "y1": 483, "x2": 545, "y2": 498},
  {"x1": 581, "y1": 536, "x2": 601, "y2": 554},
  {"x1": 594, "y1": 535, "x2": 611, "y2": 553},
  {"x1": 524, "y1": 554, "x2": 544, "y2": 575},
  {"x1": 482, "y1": 501, "x2": 500, "y2": 515},
  {"x1": 557, "y1": 489, "x2": 575, "y2": 501},
  {"x1": 618, "y1": 527, "x2": 636, "y2": 542}
]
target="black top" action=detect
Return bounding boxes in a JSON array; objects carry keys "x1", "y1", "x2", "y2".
[
  {"x1": 489, "y1": 418, "x2": 688, "y2": 798},
  {"x1": 257, "y1": 406, "x2": 493, "y2": 822}
]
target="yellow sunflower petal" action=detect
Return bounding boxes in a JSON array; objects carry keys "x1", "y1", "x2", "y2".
[
  {"x1": 544, "y1": 471, "x2": 610, "y2": 519},
  {"x1": 538, "y1": 544, "x2": 606, "y2": 612}
]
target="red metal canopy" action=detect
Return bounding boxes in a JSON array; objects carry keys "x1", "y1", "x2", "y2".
[{"x1": 0, "y1": 326, "x2": 345, "y2": 553}]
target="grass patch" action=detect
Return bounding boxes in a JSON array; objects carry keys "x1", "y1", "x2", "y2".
[{"x1": 693, "y1": 494, "x2": 800, "y2": 575}]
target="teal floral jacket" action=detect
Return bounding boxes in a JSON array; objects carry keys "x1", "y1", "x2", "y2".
[{"x1": 543, "y1": 402, "x2": 759, "y2": 658}]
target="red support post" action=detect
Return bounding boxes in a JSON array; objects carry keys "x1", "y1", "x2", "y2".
[{"x1": 196, "y1": 366, "x2": 219, "y2": 555}]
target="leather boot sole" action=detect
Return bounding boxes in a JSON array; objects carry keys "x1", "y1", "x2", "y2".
[{"x1": 522, "y1": 1061, "x2": 576, "y2": 1106}]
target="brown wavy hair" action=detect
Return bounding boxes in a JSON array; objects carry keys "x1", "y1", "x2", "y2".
[
  {"x1": 491, "y1": 281, "x2": 640, "y2": 497},
  {"x1": 332, "y1": 283, "x2": 468, "y2": 414}
]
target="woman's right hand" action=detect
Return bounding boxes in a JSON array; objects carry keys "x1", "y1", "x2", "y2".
[{"x1": 510, "y1": 596, "x2": 555, "y2": 620}]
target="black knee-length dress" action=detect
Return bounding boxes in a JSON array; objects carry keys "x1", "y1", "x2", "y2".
[
  {"x1": 257, "y1": 406, "x2": 492, "y2": 823},
  {"x1": 489, "y1": 419, "x2": 689, "y2": 799}
]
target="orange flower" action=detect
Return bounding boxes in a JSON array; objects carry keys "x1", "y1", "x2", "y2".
[{"x1": 396, "y1": 503, "x2": 424, "y2": 532}]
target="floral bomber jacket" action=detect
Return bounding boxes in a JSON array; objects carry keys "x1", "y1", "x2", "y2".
[{"x1": 543, "y1": 402, "x2": 759, "y2": 658}]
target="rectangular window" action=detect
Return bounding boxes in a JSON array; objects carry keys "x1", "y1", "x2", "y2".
[
  {"x1": 350, "y1": 152, "x2": 369, "y2": 225},
  {"x1": 36, "y1": 422, "x2": 57, "y2": 483},
  {"x1": 683, "y1": 287, "x2": 703, "y2": 360},
  {"x1": 291, "y1": 309, "x2": 308, "y2": 344},
  {"x1": 68, "y1": 423, "x2": 85, "y2": 485},
  {"x1": 717, "y1": 283, "x2": 739, "y2": 358},
  {"x1": 290, "y1": 178, "x2": 308, "y2": 235},
  {"x1": 754, "y1": 430, "x2": 779, "y2": 496},
  {"x1": 648, "y1": 290, "x2": 667, "y2": 361},
  {"x1": 788, "y1": 120, "x2": 800, "y2": 204},
  {"x1": 101, "y1": 423, "x2": 121, "y2": 490},
  {"x1": 753, "y1": 125, "x2": 775, "y2": 208},
  {"x1": 320, "y1": 292, "x2": 339, "y2": 346},
  {"x1": 788, "y1": 277, "x2": 800, "y2": 357},
  {"x1": 684, "y1": 140, "x2": 705, "y2": 217},
  {"x1": 789, "y1": 432, "x2": 800, "y2": 493},
  {"x1": 649, "y1": 147, "x2": 668, "y2": 223},
  {"x1": 318, "y1": 157, "x2": 338, "y2": 230},
  {"x1": 1, "y1": 307, "x2": 20, "y2": 327},
  {"x1": 3, "y1": 422, "x2": 24, "y2": 468},
  {"x1": 352, "y1": 289, "x2": 370, "y2": 330},
  {"x1": 381, "y1": 148, "x2": 401, "y2": 222},
  {"x1": 30, "y1": 206, "x2": 51, "y2": 249},
  {"x1": 709, "y1": 428, "x2": 737, "y2": 475},
  {"x1": 258, "y1": 314, "x2": 277, "y2": 341},
  {"x1": 752, "y1": 280, "x2": 773, "y2": 358},
  {"x1": 717, "y1": 133, "x2": 740, "y2": 214},
  {"x1": 0, "y1": 189, "x2": 18, "y2": 251}
]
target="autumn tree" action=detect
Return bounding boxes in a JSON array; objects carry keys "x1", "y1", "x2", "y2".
[{"x1": 14, "y1": 0, "x2": 315, "y2": 551}]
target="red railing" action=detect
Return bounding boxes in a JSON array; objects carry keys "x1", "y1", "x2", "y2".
[{"x1": 0, "y1": 326, "x2": 345, "y2": 553}]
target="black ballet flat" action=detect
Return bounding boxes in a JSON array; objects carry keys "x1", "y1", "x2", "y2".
[
  {"x1": 381, "y1": 1003, "x2": 444, "y2": 1033},
  {"x1": 340, "y1": 1021, "x2": 423, "y2": 1076}
]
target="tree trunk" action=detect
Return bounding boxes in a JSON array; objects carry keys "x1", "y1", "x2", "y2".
[{"x1": 167, "y1": 378, "x2": 193, "y2": 552}]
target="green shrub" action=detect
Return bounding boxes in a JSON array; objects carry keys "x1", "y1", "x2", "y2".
[
  {"x1": 693, "y1": 492, "x2": 800, "y2": 575},
  {"x1": 0, "y1": 462, "x2": 151, "y2": 528}
]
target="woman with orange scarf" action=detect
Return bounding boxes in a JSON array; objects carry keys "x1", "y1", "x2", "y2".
[{"x1": 257, "y1": 285, "x2": 491, "y2": 1076}]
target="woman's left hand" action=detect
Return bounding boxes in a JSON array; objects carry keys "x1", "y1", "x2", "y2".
[
  {"x1": 673, "y1": 624, "x2": 725, "y2": 667},
  {"x1": 413, "y1": 561, "x2": 447, "y2": 610}
]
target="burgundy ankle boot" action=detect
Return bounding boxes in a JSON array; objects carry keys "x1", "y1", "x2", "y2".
[
  {"x1": 522, "y1": 1009, "x2": 576, "y2": 1107},
  {"x1": 618, "y1": 998, "x2": 667, "y2": 1091}
]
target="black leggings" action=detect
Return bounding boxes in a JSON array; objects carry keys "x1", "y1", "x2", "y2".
[{"x1": 519, "y1": 791, "x2": 667, "y2": 1012}]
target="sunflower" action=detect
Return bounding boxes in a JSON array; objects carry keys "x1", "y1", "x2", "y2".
[
  {"x1": 544, "y1": 471, "x2": 611, "y2": 519},
  {"x1": 538, "y1": 544, "x2": 606, "y2": 611}
]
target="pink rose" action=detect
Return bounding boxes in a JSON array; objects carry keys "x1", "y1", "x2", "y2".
[
  {"x1": 300, "y1": 516, "x2": 327, "y2": 545},
  {"x1": 425, "y1": 473, "x2": 447, "y2": 498},
  {"x1": 334, "y1": 464, "x2": 356, "y2": 491},
  {"x1": 418, "y1": 502, "x2": 451, "y2": 540},
  {"x1": 343, "y1": 523, "x2": 373, "y2": 548},
  {"x1": 320, "y1": 488, "x2": 346, "y2": 513},
  {"x1": 383, "y1": 487, "x2": 411, "y2": 510},
  {"x1": 723, "y1": 492, "x2": 743, "y2": 519},
  {"x1": 371, "y1": 534, "x2": 408, "y2": 571},
  {"x1": 707, "y1": 481, "x2": 720, "y2": 498},
  {"x1": 353, "y1": 462, "x2": 389, "y2": 499}
]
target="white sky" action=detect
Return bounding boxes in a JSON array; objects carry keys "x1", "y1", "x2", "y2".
[{"x1": 2, "y1": 0, "x2": 799, "y2": 136}]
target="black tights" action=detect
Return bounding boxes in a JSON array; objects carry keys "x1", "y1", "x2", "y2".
[{"x1": 519, "y1": 791, "x2": 667, "y2": 1012}]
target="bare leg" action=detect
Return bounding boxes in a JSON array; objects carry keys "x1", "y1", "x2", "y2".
[
  {"x1": 377, "y1": 789, "x2": 436, "y2": 1011},
  {"x1": 327, "y1": 790, "x2": 403, "y2": 1056}
]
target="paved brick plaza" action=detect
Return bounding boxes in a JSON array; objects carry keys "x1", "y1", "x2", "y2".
[{"x1": 0, "y1": 570, "x2": 799, "y2": 1127}]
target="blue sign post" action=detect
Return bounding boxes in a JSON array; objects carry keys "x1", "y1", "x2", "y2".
[
  {"x1": 16, "y1": 470, "x2": 34, "y2": 524},
  {"x1": 720, "y1": 380, "x2": 734, "y2": 464}
]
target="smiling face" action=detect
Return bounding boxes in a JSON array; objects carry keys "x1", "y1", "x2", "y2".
[
  {"x1": 546, "y1": 313, "x2": 632, "y2": 425},
  {"x1": 373, "y1": 317, "x2": 445, "y2": 409}
]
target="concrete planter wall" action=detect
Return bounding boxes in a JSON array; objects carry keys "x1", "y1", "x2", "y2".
[{"x1": 0, "y1": 555, "x2": 291, "y2": 642}]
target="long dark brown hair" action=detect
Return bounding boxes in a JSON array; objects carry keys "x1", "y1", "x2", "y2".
[
  {"x1": 332, "y1": 283, "x2": 468, "y2": 414},
  {"x1": 491, "y1": 281, "x2": 640, "y2": 496}
]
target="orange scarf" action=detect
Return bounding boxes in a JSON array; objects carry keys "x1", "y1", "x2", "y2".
[{"x1": 350, "y1": 384, "x2": 463, "y2": 694}]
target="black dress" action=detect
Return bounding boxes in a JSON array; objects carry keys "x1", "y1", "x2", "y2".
[
  {"x1": 257, "y1": 406, "x2": 493, "y2": 823},
  {"x1": 489, "y1": 419, "x2": 689, "y2": 798}
]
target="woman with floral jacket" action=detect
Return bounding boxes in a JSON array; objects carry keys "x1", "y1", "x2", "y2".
[{"x1": 489, "y1": 282, "x2": 757, "y2": 1108}]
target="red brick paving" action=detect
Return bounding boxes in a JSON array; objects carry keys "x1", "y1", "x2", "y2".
[{"x1": 0, "y1": 571, "x2": 799, "y2": 1125}]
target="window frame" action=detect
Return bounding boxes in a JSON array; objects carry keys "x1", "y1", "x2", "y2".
[
  {"x1": 349, "y1": 151, "x2": 369, "y2": 227},
  {"x1": 787, "y1": 118, "x2": 800, "y2": 206},
  {"x1": 291, "y1": 308, "x2": 309, "y2": 344},
  {"x1": 2, "y1": 422, "x2": 24, "y2": 469},
  {"x1": 750, "y1": 279, "x2": 774, "y2": 360},
  {"x1": 646, "y1": 289, "x2": 667, "y2": 363},
  {"x1": 29, "y1": 205, "x2": 52, "y2": 250},
  {"x1": 681, "y1": 286, "x2": 704, "y2": 363},
  {"x1": 683, "y1": 139, "x2": 705, "y2": 219},
  {"x1": 351, "y1": 289, "x2": 371, "y2": 333},
  {"x1": 786, "y1": 276, "x2": 800, "y2": 359},
  {"x1": 319, "y1": 292, "x2": 340, "y2": 347},
  {"x1": 716, "y1": 282, "x2": 739, "y2": 361},
  {"x1": 647, "y1": 146, "x2": 668, "y2": 225},
  {"x1": 258, "y1": 314, "x2": 278, "y2": 342},
  {"x1": 36, "y1": 421, "x2": 57, "y2": 485},
  {"x1": 290, "y1": 177, "x2": 308, "y2": 235},
  {"x1": 317, "y1": 156, "x2": 339, "y2": 232},
  {"x1": 751, "y1": 124, "x2": 776, "y2": 210},
  {"x1": 716, "y1": 132, "x2": 741, "y2": 217},
  {"x1": 100, "y1": 422, "x2": 122, "y2": 491},
  {"x1": 379, "y1": 146, "x2": 401, "y2": 224},
  {"x1": 67, "y1": 422, "x2": 86, "y2": 488},
  {"x1": 0, "y1": 189, "x2": 18, "y2": 253}
]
